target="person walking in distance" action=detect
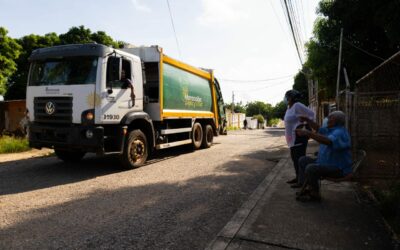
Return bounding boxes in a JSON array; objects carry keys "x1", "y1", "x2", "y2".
[{"x1": 283, "y1": 90, "x2": 315, "y2": 188}]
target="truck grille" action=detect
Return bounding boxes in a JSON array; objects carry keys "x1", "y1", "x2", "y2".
[{"x1": 34, "y1": 97, "x2": 73, "y2": 124}]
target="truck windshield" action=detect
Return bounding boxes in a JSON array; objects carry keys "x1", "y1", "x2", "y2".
[{"x1": 29, "y1": 56, "x2": 98, "y2": 86}]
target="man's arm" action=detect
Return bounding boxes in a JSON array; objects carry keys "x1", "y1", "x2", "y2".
[
  {"x1": 296, "y1": 129, "x2": 332, "y2": 145},
  {"x1": 298, "y1": 115, "x2": 319, "y2": 131}
]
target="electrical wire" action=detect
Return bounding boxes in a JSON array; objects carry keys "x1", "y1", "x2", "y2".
[
  {"x1": 267, "y1": 0, "x2": 292, "y2": 48},
  {"x1": 166, "y1": 0, "x2": 182, "y2": 58},
  {"x1": 282, "y1": 0, "x2": 303, "y2": 65},
  {"x1": 219, "y1": 74, "x2": 294, "y2": 83},
  {"x1": 343, "y1": 38, "x2": 386, "y2": 62}
]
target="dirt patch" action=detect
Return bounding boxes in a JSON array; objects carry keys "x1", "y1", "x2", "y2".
[{"x1": 0, "y1": 148, "x2": 54, "y2": 164}]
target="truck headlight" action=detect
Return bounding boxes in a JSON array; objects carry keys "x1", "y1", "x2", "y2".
[
  {"x1": 86, "y1": 112, "x2": 94, "y2": 121},
  {"x1": 81, "y1": 109, "x2": 95, "y2": 125}
]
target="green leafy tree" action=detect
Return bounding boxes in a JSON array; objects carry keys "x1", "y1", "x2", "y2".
[
  {"x1": 59, "y1": 25, "x2": 92, "y2": 44},
  {"x1": 246, "y1": 101, "x2": 272, "y2": 119},
  {"x1": 5, "y1": 26, "x2": 124, "y2": 99},
  {"x1": 293, "y1": 71, "x2": 309, "y2": 105},
  {"x1": 223, "y1": 102, "x2": 246, "y2": 113},
  {"x1": 0, "y1": 27, "x2": 21, "y2": 95},
  {"x1": 5, "y1": 33, "x2": 60, "y2": 99},
  {"x1": 305, "y1": 0, "x2": 400, "y2": 98},
  {"x1": 60, "y1": 26, "x2": 122, "y2": 48},
  {"x1": 272, "y1": 101, "x2": 287, "y2": 120}
]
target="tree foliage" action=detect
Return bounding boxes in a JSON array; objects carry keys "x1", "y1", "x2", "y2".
[
  {"x1": 6, "y1": 33, "x2": 60, "y2": 99},
  {"x1": 272, "y1": 101, "x2": 287, "y2": 120},
  {"x1": 304, "y1": 0, "x2": 400, "y2": 98},
  {"x1": 0, "y1": 27, "x2": 21, "y2": 95},
  {"x1": 245, "y1": 101, "x2": 273, "y2": 119},
  {"x1": 293, "y1": 72, "x2": 309, "y2": 106},
  {"x1": 2, "y1": 25, "x2": 123, "y2": 100},
  {"x1": 224, "y1": 102, "x2": 246, "y2": 113}
]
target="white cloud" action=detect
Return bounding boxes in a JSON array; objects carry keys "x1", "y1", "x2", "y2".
[
  {"x1": 131, "y1": 0, "x2": 151, "y2": 13},
  {"x1": 197, "y1": 0, "x2": 249, "y2": 27}
]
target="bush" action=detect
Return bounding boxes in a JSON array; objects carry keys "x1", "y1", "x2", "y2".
[
  {"x1": 0, "y1": 136, "x2": 30, "y2": 153},
  {"x1": 252, "y1": 114, "x2": 264, "y2": 124},
  {"x1": 267, "y1": 118, "x2": 281, "y2": 127},
  {"x1": 227, "y1": 126, "x2": 240, "y2": 131}
]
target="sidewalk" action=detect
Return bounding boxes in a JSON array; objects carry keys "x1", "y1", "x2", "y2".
[{"x1": 207, "y1": 151, "x2": 395, "y2": 249}]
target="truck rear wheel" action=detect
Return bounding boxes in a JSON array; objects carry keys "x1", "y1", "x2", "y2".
[
  {"x1": 201, "y1": 125, "x2": 213, "y2": 148},
  {"x1": 54, "y1": 149, "x2": 85, "y2": 163},
  {"x1": 120, "y1": 129, "x2": 148, "y2": 169},
  {"x1": 192, "y1": 123, "x2": 203, "y2": 150}
]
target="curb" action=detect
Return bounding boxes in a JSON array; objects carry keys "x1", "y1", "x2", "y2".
[{"x1": 205, "y1": 157, "x2": 289, "y2": 250}]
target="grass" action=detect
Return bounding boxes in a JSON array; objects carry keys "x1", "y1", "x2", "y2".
[
  {"x1": 0, "y1": 136, "x2": 30, "y2": 154},
  {"x1": 227, "y1": 126, "x2": 240, "y2": 131}
]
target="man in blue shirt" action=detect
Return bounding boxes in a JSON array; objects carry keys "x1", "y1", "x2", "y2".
[{"x1": 295, "y1": 111, "x2": 352, "y2": 201}]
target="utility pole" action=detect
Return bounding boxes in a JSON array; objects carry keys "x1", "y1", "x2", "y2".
[
  {"x1": 231, "y1": 91, "x2": 235, "y2": 127},
  {"x1": 343, "y1": 67, "x2": 351, "y2": 130},
  {"x1": 335, "y1": 28, "x2": 344, "y2": 110},
  {"x1": 231, "y1": 91, "x2": 235, "y2": 113}
]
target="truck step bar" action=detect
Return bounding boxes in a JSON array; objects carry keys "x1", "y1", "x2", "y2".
[
  {"x1": 156, "y1": 139, "x2": 192, "y2": 149},
  {"x1": 160, "y1": 127, "x2": 192, "y2": 135}
]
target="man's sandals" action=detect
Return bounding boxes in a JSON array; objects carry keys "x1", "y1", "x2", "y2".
[{"x1": 296, "y1": 185, "x2": 321, "y2": 202}]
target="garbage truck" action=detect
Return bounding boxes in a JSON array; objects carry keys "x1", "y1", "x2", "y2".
[{"x1": 26, "y1": 43, "x2": 226, "y2": 168}]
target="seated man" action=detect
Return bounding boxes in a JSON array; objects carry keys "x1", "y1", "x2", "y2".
[{"x1": 295, "y1": 111, "x2": 352, "y2": 201}]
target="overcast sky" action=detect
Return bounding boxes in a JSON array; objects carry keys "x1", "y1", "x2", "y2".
[{"x1": 0, "y1": 0, "x2": 320, "y2": 105}]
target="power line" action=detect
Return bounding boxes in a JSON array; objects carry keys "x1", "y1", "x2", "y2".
[
  {"x1": 219, "y1": 74, "x2": 294, "y2": 83},
  {"x1": 166, "y1": 0, "x2": 182, "y2": 58},
  {"x1": 267, "y1": 0, "x2": 292, "y2": 48},
  {"x1": 282, "y1": 0, "x2": 303, "y2": 65},
  {"x1": 343, "y1": 38, "x2": 386, "y2": 61},
  {"x1": 238, "y1": 79, "x2": 292, "y2": 92}
]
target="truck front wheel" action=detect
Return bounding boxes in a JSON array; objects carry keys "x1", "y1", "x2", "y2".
[
  {"x1": 121, "y1": 129, "x2": 148, "y2": 169},
  {"x1": 54, "y1": 149, "x2": 85, "y2": 163},
  {"x1": 192, "y1": 123, "x2": 203, "y2": 150},
  {"x1": 201, "y1": 125, "x2": 213, "y2": 148}
]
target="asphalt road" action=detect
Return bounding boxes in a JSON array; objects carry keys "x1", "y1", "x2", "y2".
[{"x1": 0, "y1": 129, "x2": 286, "y2": 250}]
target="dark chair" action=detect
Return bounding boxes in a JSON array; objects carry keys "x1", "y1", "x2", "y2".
[
  {"x1": 323, "y1": 149, "x2": 366, "y2": 182},
  {"x1": 298, "y1": 150, "x2": 367, "y2": 196}
]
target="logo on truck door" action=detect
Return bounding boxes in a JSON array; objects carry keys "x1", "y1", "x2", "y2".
[{"x1": 45, "y1": 102, "x2": 56, "y2": 115}]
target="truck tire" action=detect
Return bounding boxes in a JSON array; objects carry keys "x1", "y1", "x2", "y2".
[
  {"x1": 120, "y1": 129, "x2": 148, "y2": 169},
  {"x1": 192, "y1": 123, "x2": 203, "y2": 150},
  {"x1": 201, "y1": 125, "x2": 213, "y2": 148},
  {"x1": 54, "y1": 149, "x2": 85, "y2": 163}
]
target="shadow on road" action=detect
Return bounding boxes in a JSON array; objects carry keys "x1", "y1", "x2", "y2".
[
  {"x1": 0, "y1": 145, "x2": 199, "y2": 196},
  {"x1": 263, "y1": 127, "x2": 285, "y2": 137},
  {"x1": 0, "y1": 146, "x2": 285, "y2": 250},
  {"x1": 0, "y1": 130, "x2": 286, "y2": 196}
]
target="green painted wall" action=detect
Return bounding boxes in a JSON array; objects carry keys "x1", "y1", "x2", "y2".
[{"x1": 163, "y1": 63, "x2": 212, "y2": 111}]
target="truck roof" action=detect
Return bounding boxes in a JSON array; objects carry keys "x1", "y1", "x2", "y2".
[{"x1": 29, "y1": 43, "x2": 114, "y2": 61}]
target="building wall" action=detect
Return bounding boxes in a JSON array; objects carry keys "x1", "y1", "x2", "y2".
[
  {"x1": 0, "y1": 100, "x2": 26, "y2": 134},
  {"x1": 226, "y1": 110, "x2": 246, "y2": 129}
]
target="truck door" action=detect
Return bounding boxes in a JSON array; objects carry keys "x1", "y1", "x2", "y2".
[{"x1": 101, "y1": 57, "x2": 137, "y2": 123}]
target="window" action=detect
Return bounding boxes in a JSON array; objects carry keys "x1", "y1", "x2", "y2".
[
  {"x1": 106, "y1": 58, "x2": 132, "y2": 89},
  {"x1": 29, "y1": 57, "x2": 98, "y2": 86}
]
